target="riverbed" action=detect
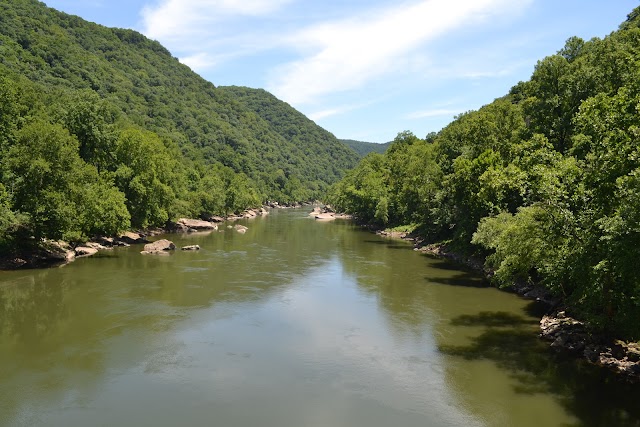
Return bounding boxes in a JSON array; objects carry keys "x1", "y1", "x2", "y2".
[{"x1": 0, "y1": 209, "x2": 638, "y2": 426}]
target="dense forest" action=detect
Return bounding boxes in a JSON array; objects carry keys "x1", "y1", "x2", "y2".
[
  {"x1": 340, "y1": 139, "x2": 391, "y2": 157},
  {"x1": 0, "y1": 0, "x2": 358, "y2": 254},
  {"x1": 328, "y1": 8, "x2": 640, "y2": 340}
]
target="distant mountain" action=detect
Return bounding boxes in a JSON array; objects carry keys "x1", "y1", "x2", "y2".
[
  {"x1": 340, "y1": 139, "x2": 391, "y2": 157},
  {"x1": 219, "y1": 86, "x2": 360, "y2": 191}
]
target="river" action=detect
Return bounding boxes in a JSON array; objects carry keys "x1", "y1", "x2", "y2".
[{"x1": 0, "y1": 208, "x2": 638, "y2": 427}]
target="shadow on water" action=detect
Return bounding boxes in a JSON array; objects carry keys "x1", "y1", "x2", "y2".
[
  {"x1": 363, "y1": 240, "x2": 415, "y2": 250},
  {"x1": 423, "y1": 258, "x2": 490, "y2": 288},
  {"x1": 439, "y1": 306, "x2": 640, "y2": 427},
  {"x1": 427, "y1": 273, "x2": 489, "y2": 288},
  {"x1": 450, "y1": 311, "x2": 537, "y2": 328}
]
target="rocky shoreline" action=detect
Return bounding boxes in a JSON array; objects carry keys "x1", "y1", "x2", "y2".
[
  {"x1": 0, "y1": 206, "x2": 275, "y2": 269},
  {"x1": 377, "y1": 229, "x2": 640, "y2": 383},
  {"x1": 308, "y1": 205, "x2": 353, "y2": 221}
]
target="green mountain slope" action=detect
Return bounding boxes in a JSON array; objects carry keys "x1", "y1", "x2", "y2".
[
  {"x1": 0, "y1": 0, "x2": 359, "y2": 252},
  {"x1": 340, "y1": 139, "x2": 391, "y2": 157},
  {"x1": 218, "y1": 86, "x2": 359, "y2": 199},
  {"x1": 0, "y1": 0, "x2": 356, "y2": 200}
]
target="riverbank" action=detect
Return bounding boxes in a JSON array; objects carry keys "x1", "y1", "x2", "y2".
[
  {"x1": 0, "y1": 205, "x2": 280, "y2": 270},
  {"x1": 375, "y1": 228, "x2": 640, "y2": 383}
]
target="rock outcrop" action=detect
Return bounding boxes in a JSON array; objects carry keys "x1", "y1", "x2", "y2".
[
  {"x1": 203, "y1": 215, "x2": 225, "y2": 223},
  {"x1": 85, "y1": 242, "x2": 110, "y2": 250},
  {"x1": 168, "y1": 218, "x2": 218, "y2": 232},
  {"x1": 540, "y1": 312, "x2": 640, "y2": 382},
  {"x1": 309, "y1": 205, "x2": 352, "y2": 221},
  {"x1": 36, "y1": 240, "x2": 76, "y2": 265},
  {"x1": 118, "y1": 232, "x2": 149, "y2": 245},
  {"x1": 94, "y1": 236, "x2": 128, "y2": 247},
  {"x1": 74, "y1": 246, "x2": 99, "y2": 257},
  {"x1": 141, "y1": 239, "x2": 176, "y2": 254},
  {"x1": 177, "y1": 218, "x2": 217, "y2": 231}
]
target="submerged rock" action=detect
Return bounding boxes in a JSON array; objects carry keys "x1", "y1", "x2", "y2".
[
  {"x1": 181, "y1": 245, "x2": 200, "y2": 251},
  {"x1": 234, "y1": 224, "x2": 248, "y2": 234},
  {"x1": 314, "y1": 212, "x2": 336, "y2": 220}
]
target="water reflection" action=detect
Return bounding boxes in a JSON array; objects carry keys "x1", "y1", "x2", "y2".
[
  {"x1": 439, "y1": 308, "x2": 640, "y2": 427},
  {"x1": 0, "y1": 209, "x2": 638, "y2": 426}
]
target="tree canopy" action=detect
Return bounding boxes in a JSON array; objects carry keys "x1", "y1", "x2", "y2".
[
  {"x1": 0, "y1": 0, "x2": 359, "y2": 253},
  {"x1": 328, "y1": 7, "x2": 640, "y2": 340}
]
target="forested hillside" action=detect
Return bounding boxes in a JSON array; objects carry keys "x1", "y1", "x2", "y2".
[
  {"x1": 218, "y1": 86, "x2": 359, "y2": 200},
  {"x1": 0, "y1": 0, "x2": 357, "y2": 254},
  {"x1": 340, "y1": 139, "x2": 391, "y2": 157},
  {"x1": 328, "y1": 7, "x2": 640, "y2": 339}
]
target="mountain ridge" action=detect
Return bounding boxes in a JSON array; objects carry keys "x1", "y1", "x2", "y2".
[{"x1": 0, "y1": 0, "x2": 359, "y2": 250}]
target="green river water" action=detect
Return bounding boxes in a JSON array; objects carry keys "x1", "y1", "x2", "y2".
[{"x1": 0, "y1": 208, "x2": 638, "y2": 427}]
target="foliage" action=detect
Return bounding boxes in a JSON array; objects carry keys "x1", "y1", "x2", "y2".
[
  {"x1": 218, "y1": 86, "x2": 359, "y2": 202},
  {"x1": 340, "y1": 139, "x2": 391, "y2": 157},
  {"x1": 3, "y1": 118, "x2": 130, "y2": 240},
  {"x1": 328, "y1": 9, "x2": 640, "y2": 339},
  {"x1": 0, "y1": 0, "x2": 359, "y2": 250}
]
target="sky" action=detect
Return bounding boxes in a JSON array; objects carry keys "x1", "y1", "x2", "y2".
[{"x1": 43, "y1": 0, "x2": 639, "y2": 143}]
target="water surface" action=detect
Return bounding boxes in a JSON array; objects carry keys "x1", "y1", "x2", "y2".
[{"x1": 0, "y1": 209, "x2": 638, "y2": 426}]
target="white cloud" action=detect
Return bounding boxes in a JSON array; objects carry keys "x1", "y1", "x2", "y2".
[
  {"x1": 141, "y1": 0, "x2": 293, "y2": 40},
  {"x1": 308, "y1": 108, "x2": 345, "y2": 121},
  {"x1": 307, "y1": 99, "x2": 378, "y2": 122},
  {"x1": 179, "y1": 52, "x2": 218, "y2": 71},
  {"x1": 268, "y1": 0, "x2": 533, "y2": 105}
]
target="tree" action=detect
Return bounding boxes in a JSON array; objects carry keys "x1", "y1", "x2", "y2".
[
  {"x1": 113, "y1": 127, "x2": 177, "y2": 228},
  {"x1": 58, "y1": 89, "x2": 118, "y2": 171},
  {"x1": 4, "y1": 119, "x2": 129, "y2": 240}
]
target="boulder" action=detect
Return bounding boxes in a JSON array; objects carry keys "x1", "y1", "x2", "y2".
[
  {"x1": 314, "y1": 213, "x2": 336, "y2": 221},
  {"x1": 169, "y1": 222, "x2": 190, "y2": 233},
  {"x1": 234, "y1": 224, "x2": 248, "y2": 234},
  {"x1": 177, "y1": 218, "x2": 217, "y2": 231},
  {"x1": 181, "y1": 245, "x2": 200, "y2": 251},
  {"x1": 141, "y1": 239, "x2": 176, "y2": 254},
  {"x1": 95, "y1": 236, "x2": 115, "y2": 246},
  {"x1": 203, "y1": 215, "x2": 225, "y2": 223},
  {"x1": 38, "y1": 240, "x2": 76, "y2": 264},
  {"x1": 95, "y1": 236, "x2": 129, "y2": 247},
  {"x1": 309, "y1": 206, "x2": 323, "y2": 216},
  {"x1": 242, "y1": 209, "x2": 257, "y2": 218},
  {"x1": 334, "y1": 213, "x2": 353, "y2": 220},
  {"x1": 628, "y1": 343, "x2": 640, "y2": 363},
  {"x1": 119, "y1": 232, "x2": 149, "y2": 245},
  {"x1": 75, "y1": 246, "x2": 99, "y2": 257},
  {"x1": 85, "y1": 242, "x2": 109, "y2": 250}
]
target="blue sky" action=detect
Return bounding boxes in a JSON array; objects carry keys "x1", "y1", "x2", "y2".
[{"x1": 44, "y1": 0, "x2": 638, "y2": 143}]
